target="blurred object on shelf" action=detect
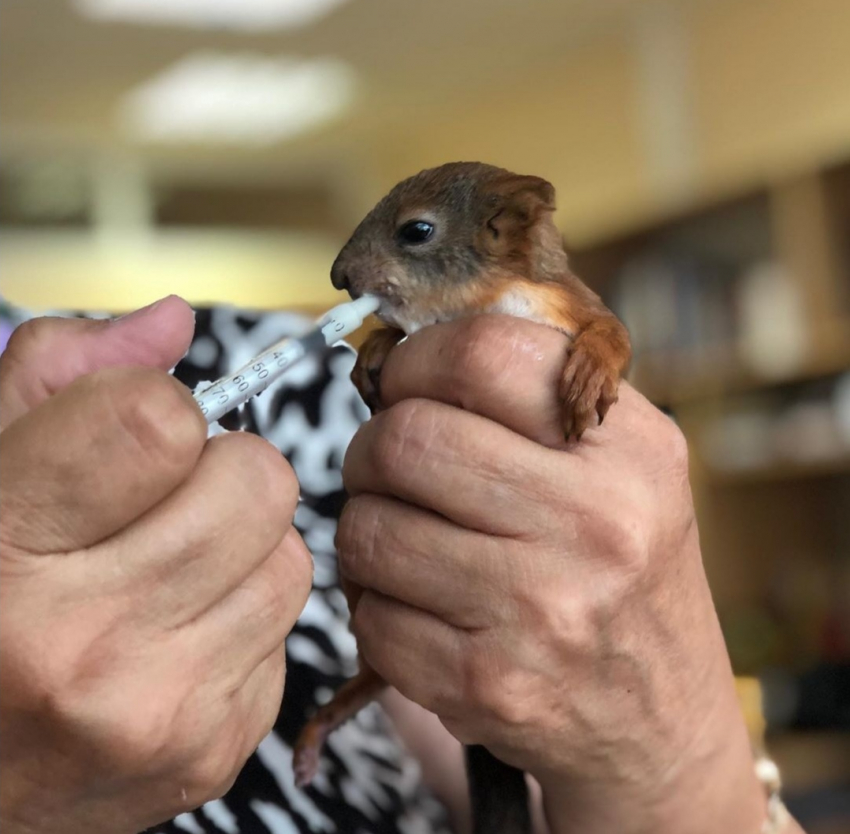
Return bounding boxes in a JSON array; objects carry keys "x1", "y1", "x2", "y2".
[
  {"x1": 724, "y1": 607, "x2": 786, "y2": 674},
  {"x1": 737, "y1": 261, "x2": 809, "y2": 380},
  {"x1": 762, "y1": 664, "x2": 850, "y2": 733},
  {"x1": 736, "y1": 675, "x2": 768, "y2": 748},
  {"x1": 614, "y1": 252, "x2": 739, "y2": 384},
  {"x1": 692, "y1": 373, "x2": 850, "y2": 481}
]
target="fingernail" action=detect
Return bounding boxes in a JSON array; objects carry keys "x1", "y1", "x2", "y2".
[{"x1": 112, "y1": 295, "x2": 174, "y2": 324}]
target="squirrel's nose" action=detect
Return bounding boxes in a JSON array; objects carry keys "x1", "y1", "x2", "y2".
[{"x1": 331, "y1": 263, "x2": 350, "y2": 291}]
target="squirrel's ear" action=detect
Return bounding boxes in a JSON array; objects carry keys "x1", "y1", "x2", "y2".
[{"x1": 484, "y1": 175, "x2": 556, "y2": 244}]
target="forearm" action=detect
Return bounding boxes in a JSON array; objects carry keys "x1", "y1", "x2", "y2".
[
  {"x1": 381, "y1": 689, "x2": 472, "y2": 833},
  {"x1": 537, "y1": 675, "x2": 779, "y2": 834},
  {"x1": 383, "y1": 686, "x2": 807, "y2": 834}
]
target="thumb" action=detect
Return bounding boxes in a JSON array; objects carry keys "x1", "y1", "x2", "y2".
[{"x1": 0, "y1": 296, "x2": 195, "y2": 431}]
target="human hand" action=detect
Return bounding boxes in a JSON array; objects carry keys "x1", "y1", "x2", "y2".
[
  {"x1": 336, "y1": 316, "x2": 765, "y2": 834},
  {"x1": 0, "y1": 299, "x2": 313, "y2": 834}
]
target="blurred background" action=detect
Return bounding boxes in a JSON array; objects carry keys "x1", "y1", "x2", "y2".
[{"x1": 1, "y1": 0, "x2": 848, "y2": 829}]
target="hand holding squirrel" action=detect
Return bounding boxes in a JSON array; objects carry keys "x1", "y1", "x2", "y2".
[
  {"x1": 295, "y1": 163, "x2": 770, "y2": 833},
  {"x1": 337, "y1": 317, "x2": 766, "y2": 834}
]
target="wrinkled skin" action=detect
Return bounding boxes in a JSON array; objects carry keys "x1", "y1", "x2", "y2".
[
  {"x1": 0, "y1": 299, "x2": 313, "y2": 834},
  {"x1": 336, "y1": 316, "x2": 771, "y2": 834}
]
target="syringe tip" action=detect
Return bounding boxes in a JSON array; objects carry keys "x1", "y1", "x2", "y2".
[{"x1": 348, "y1": 295, "x2": 382, "y2": 318}]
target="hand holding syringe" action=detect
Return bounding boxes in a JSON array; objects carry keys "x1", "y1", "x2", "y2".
[{"x1": 194, "y1": 295, "x2": 380, "y2": 424}]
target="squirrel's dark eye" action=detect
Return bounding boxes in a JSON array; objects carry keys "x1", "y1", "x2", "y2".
[{"x1": 397, "y1": 220, "x2": 435, "y2": 245}]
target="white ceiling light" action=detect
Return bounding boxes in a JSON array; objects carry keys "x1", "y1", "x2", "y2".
[
  {"x1": 119, "y1": 53, "x2": 354, "y2": 145},
  {"x1": 73, "y1": 0, "x2": 351, "y2": 31}
]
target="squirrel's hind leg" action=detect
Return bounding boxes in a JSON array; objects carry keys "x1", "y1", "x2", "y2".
[{"x1": 293, "y1": 664, "x2": 387, "y2": 787}]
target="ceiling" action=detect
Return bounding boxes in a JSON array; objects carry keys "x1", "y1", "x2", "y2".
[{"x1": 0, "y1": 0, "x2": 701, "y2": 185}]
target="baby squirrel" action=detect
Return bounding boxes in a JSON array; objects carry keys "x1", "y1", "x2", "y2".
[{"x1": 294, "y1": 162, "x2": 632, "y2": 833}]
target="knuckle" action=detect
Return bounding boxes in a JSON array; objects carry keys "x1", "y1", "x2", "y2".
[
  {"x1": 252, "y1": 554, "x2": 308, "y2": 633},
  {"x1": 656, "y1": 412, "x2": 689, "y2": 473},
  {"x1": 600, "y1": 510, "x2": 650, "y2": 575},
  {"x1": 2, "y1": 317, "x2": 55, "y2": 363},
  {"x1": 335, "y1": 497, "x2": 381, "y2": 582},
  {"x1": 369, "y1": 399, "x2": 432, "y2": 482},
  {"x1": 50, "y1": 680, "x2": 182, "y2": 776},
  {"x1": 110, "y1": 711, "x2": 180, "y2": 774},
  {"x1": 664, "y1": 420, "x2": 691, "y2": 473},
  {"x1": 5, "y1": 643, "x2": 74, "y2": 721},
  {"x1": 461, "y1": 648, "x2": 518, "y2": 725},
  {"x1": 282, "y1": 537, "x2": 314, "y2": 606},
  {"x1": 242, "y1": 575, "x2": 287, "y2": 632},
  {"x1": 98, "y1": 367, "x2": 206, "y2": 468},
  {"x1": 182, "y1": 746, "x2": 241, "y2": 806},
  {"x1": 214, "y1": 432, "x2": 298, "y2": 524},
  {"x1": 645, "y1": 409, "x2": 690, "y2": 475},
  {"x1": 453, "y1": 316, "x2": 511, "y2": 386}
]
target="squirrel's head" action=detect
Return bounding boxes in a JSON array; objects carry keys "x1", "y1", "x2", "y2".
[{"x1": 330, "y1": 162, "x2": 564, "y2": 328}]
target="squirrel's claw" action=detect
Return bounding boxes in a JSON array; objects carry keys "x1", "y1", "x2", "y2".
[{"x1": 560, "y1": 340, "x2": 620, "y2": 442}]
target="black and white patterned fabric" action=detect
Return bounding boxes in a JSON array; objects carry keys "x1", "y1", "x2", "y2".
[
  {"x1": 0, "y1": 302, "x2": 451, "y2": 834},
  {"x1": 165, "y1": 307, "x2": 453, "y2": 834},
  {"x1": 156, "y1": 306, "x2": 451, "y2": 834}
]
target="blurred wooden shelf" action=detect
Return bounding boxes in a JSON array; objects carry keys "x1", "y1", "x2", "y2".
[
  {"x1": 769, "y1": 731, "x2": 850, "y2": 793},
  {"x1": 703, "y1": 454, "x2": 850, "y2": 485},
  {"x1": 631, "y1": 334, "x2": 850, "y2": 406}
]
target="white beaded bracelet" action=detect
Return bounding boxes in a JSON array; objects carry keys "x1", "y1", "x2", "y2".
[{"x1": 756, "y1": 756, "x2": 790, "y2": 834}]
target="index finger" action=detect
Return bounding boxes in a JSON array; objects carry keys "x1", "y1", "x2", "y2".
[
  {"x1": 379, "y1": 315, "x2": 672, "y2": 454},
  {"x1": 380, "y1": 316, "x2": 569, "y2": 449},
  {"x1": 343, "y1": 397, "x2": 565, "y2": 538}
]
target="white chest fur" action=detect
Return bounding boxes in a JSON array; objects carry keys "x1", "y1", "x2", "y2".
[
  {"x1": 381, "y1": 284, "x2": 572, "y2": 337},
  {"x1": 487, "y1": 286, "x2": 562, "y2": 329}
]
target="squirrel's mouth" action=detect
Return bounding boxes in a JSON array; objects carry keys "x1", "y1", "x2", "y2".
[
  {"x1": 372, "y1": 293, "x2": 405, "y2": 324},
  {"x1": 371, "y1": 295, "x2": 442, "y2": 336},
  {"x1": 348, "y1": 278, "x2": 403, "y2": 304},
  {"x1": 343, "y1": 276, "x2": 427, "y2": 334}
]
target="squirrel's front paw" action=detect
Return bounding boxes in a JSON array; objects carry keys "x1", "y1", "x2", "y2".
[
  {"x1": 351, "y1": 354, "x2": 384, "y2": 413},
  {"x1": 559, "y1": 342, "x2": 620, "y2": 441},
  {"x1": 351, "y1": 326, "x2": 405, "y2": 414}
]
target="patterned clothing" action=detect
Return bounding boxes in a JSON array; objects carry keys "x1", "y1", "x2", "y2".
[{"x1": 156, "y1": 307, "x2": 451, "y2": 834}]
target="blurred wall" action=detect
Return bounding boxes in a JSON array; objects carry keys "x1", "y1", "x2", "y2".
[
  {"x1": 3, "y1": 0, "x2": 850, "y2": 311},
  {"x1": 366, "y1": 0, "x2": 850, "y2": 245}
]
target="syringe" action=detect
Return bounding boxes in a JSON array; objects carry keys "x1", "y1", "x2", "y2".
[{"x1": 193, "y1": 295, "x2": 380, "y2": 425}]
